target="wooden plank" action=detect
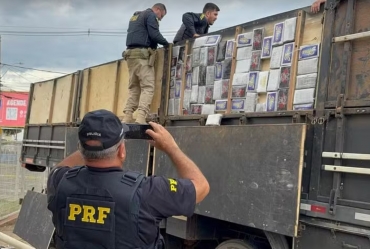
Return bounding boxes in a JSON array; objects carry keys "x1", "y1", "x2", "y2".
[
  {"x1": 24, "y1": 83, "x2": 35, "y2": 125},
  {"x1": 66, "y1": 73, "x2": 76, "y2": 123},
  {"x1": 50, "y1": 74, "x2": 74, "y2": 123},
  {"x1": 162, "y1": 43, "x2": 173, "y2": 120},
  {"x1": 150, "y1": 48, "x2": 165, "y2": 117},
  {"x1": 159, "y1": 45, "x2": 172, "y2": 124},
  {"x1": 179, "y1": 41, "x2": 189, "y2": 115},
  {"x1": 341, "y1": 0, "x2": 355, "y2": 98},
  {"x1": 327, "y1": 0, "x2": 351, "y2": 102},
  {"x1": 113, "y1": 60, "x2": 121, "y2": 114},
  {"x1": 287, "y1": 10, "x2": 306, "y2": 110},
  {"x1": 116, "y1": 60, "x2": 130, "y2": 118},
  {"x1": 226, "y1": 26, "x2": 241, "y2": 113},
  {"x1": 87, "y1": 62, "x2": 117, "y2": 112},
  {"x1": 80, "y1": 68, "x2": 91, "y2": 120},
  {"x1": 347, "y1": 0, "x2": 370, "y2": 103},
  {"x1": 301, "y1": 10, "x2": 323, "y2": 47},
  {"x1": 48, "y1": 79, "x2": 57, "y2": 124},
  {"x1": 333, "y1": 30, "x2": 370, "y2": 43},
  {"x1": 315, "y1": 5, "x2": 334, "y2": 110},
  {"x1": 13, "y1": 191, "x2": 54, "y2": 249},
  {"x1": 154, "y1": 124, "x2": 306, "y2": 237},
  {"x1": 28, "y1": 80, "x2": 54, "y2": 124}
]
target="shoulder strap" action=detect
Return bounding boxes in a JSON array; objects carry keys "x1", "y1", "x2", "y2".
[
  {"x1": 65, "y1": 166, "x2": 85, "y2": 179},
  {"x1": 120, "y1": 171, "x2": 145, "y2": 214}
]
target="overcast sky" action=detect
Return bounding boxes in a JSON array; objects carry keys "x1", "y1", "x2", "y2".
[{"x1": 0, "y1": 0, "x2": 315, "y2": 91}]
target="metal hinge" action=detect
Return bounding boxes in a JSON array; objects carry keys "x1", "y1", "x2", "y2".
[
  {"x1": 336, "y1": 94, "x2": 345, "y2": 118},
  {"x1": 307, "y1": 113, "x2": 328, "y2": 125},
  {"x1": 329, "y1": 188, "x2": 339, "y2": 215},
  {"x1": 199, "y1": 117, "x2": 206, "y2": 126},
  {"x1": 292, "y1": 113, "x2": 301, "y2": 123}
]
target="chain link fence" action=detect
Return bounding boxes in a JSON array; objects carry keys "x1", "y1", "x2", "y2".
[{"x1": 0, "y1": 141, "x2": 48, "y2": 221}]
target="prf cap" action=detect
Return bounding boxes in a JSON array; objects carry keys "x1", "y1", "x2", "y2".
[{"x1": 78, "y1": 109, "x2": 129, "y2": 151}]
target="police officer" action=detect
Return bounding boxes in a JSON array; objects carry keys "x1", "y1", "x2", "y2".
[
  {"x1": 173, "y1": 3, "x2": 220, "y2": 44},
  {"x1": 47, "y1": 109, "x2": 210, "y2": 249},
  {"x1": 122, "y1": 3, "x2": 170, "y2": 124}
]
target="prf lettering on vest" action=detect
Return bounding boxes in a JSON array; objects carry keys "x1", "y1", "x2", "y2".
[
  {"x1": 68, "y1": 204, "x2": 110, "y2": 224},
  {"x1": 169, "y1": 179, "x2": 177, "y2": 192}
]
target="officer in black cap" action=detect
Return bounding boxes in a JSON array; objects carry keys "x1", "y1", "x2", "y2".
[{"x1": 46, "y1": 109, "x2": 210, "y2": 249}]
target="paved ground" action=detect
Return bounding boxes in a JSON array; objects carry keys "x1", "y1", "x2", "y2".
[{"x1": 0, "y1": 218, "x2": 31, "y2": 248}]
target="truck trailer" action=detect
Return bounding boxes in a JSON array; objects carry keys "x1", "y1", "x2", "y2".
[{"x1": 13, "y1": 0, "x2": 370, "y2": 248}]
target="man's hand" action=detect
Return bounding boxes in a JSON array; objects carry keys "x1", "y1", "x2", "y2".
[
  {"x1": 193, "y1": 34, "x2": 200, "y2": 37},
  {"x1": 146, "y1": 122, "x2": 179, "y2": 153},
  {"x1": 311, "y1": 0, "x2": 325, "y2": 13}
]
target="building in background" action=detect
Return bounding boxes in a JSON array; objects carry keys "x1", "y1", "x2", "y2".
[{"x1": 0, "y1": 91, "x2": 29, "y2": 141}]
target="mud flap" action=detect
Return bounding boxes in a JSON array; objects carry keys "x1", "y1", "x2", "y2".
[{"x1": 13, "y1": 190, "x2": 54, "y2": 249}]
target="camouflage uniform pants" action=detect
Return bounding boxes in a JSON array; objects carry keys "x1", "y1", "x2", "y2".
[{"x1": 123, "y1": 48, "x2": 156, "y2": 114}]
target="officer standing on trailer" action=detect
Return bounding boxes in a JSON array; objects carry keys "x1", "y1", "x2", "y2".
[
  {"x1": 122, "y1": 3, "x2": 170, "y2": 124},
  {"x1": 173, "y1": 3, "x2": 220, "y2": 44},
  {"x1": 46, "y1": 109, "x2": 210, "y2": 249}
]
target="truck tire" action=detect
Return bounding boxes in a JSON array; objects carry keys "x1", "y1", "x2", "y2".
[
  {"x1": 264, "y1": 231, "x2": 289, "y2": 249},
  {"x1": 215, "y1": 239, "x2": 256, "y2": 249}
]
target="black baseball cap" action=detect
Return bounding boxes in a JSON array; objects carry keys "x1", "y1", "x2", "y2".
[{"x1": 78, "y1": 109, "x2": 129, "y2": 151}]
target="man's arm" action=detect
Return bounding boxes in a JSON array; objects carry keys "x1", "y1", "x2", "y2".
[
  {"x1": 143, "y1": 176, "x2": 196, "y2": 219},
  {"x1": 146, "y1": 13, "x2": 169, "y2": 46},
  {"x1": 146, "y1": 122, "x2": 210, "y2": 204},
  {"x1": 47, "y1": 150, "x2": 84, "y2": 208},
  {"x1": 311, "y1": 0, "x2": 326, "y2": 13},
  {"x1": 167, "y1": 147, "x2": 209, "y2": 203},
  {"x1": 182, "y1": 12, "x2": 201, "y2": 37}
]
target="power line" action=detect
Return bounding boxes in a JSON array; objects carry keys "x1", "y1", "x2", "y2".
[
  {"x1": 0, "y1": 30, "x2": 178, "y2": 34},
  {"x1": 8, "y1": 66, "x2": 45, "y2": 81},
  {"x1": 7, "y1": 68, "x2": 33, "y2": 84},
  {"x1": 0, "y1": 25, "x2": 128, "y2": 30},
  {"x1": 0, "y1": 63, "x2": 68, "y2": 74}
]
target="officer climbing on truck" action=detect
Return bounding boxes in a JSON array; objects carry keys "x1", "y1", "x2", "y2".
[
  {"x1": 121, "y1": 3, "x2": 170, "y2": 124},
  {"x1": 46, "y1": 109, "x2": 210, "y2": 249},
  {"x1": 173, "y1": 3, "x2": 220, "y2": 44}
]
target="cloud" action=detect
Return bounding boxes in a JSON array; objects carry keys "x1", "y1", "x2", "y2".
[{"x1": 0, "y1": 0, "x2": 316, "y2": 92}]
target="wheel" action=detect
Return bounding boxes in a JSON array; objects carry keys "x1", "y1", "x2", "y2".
[
  {"x1": 264, "y1": 232, "x2": 289, "y2": 249},
  {"x1": 216, "y1": 239, "x2": 256, "y2": 249}
]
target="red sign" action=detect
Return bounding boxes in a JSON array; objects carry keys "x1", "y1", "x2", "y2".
[{"x1": 0, "y1": 91, "x2": 29, "y2": 128}]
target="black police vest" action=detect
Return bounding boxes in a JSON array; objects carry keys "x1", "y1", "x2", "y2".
[
  {"x1": 52, "y1": 166, "x2": 161, "y2": 249},
  {"x1": 126, "y1": 9, "x2": 154, "y2": 49}
]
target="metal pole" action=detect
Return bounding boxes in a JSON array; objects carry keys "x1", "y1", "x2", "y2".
[{"x1": 0, "y1": 232, "x2": 36, "y2": 249}]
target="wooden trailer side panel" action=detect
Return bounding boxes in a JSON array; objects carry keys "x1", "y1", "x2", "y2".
[{"x1": 28, "y1": 80, "x2": 54, "y2": 124}]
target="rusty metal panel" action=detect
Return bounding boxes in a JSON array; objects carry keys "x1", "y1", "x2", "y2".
[
  {"x1": 154, "y1": 124, "x2": 306, "y2": 237},
  {"x1": 348, "y1": 0, "x2": 370, "y2": 102},
  {"x1": 326, "y1": 0, "x2": 370, "y2": 106},
  {"x1": 21, "y1": 124, "x2": 68, "y2": 170},
  {"x1": 317, "y1": 110, "x2": 370, "y2": 210}
]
